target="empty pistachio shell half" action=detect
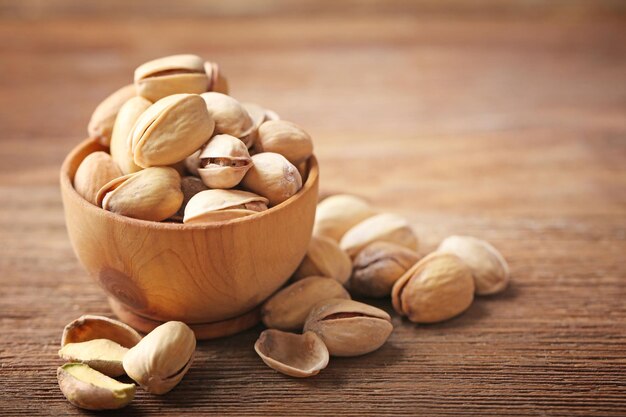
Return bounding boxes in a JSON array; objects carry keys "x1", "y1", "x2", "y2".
[
  {"x1": 437, "y1": 235, "x2": 509, "y2": 295},
  {"x1": 61, "y1": 315, "x2": 142, "y2": 348},
  {"x1": 184, "y1": 189, "x2": 269, "y2": 224},
  {"x1": 73, "y1": 152, "x2": 123, "y2": 206},
  {"x1": 201, "y1": 92, "x2": 253, "y2": 139},
  {"x1": 340, "y1": 213, "x2": 418, "y2": 258},
  {"x1": 241, "y1": 152, "x2": 302, "y2": 206},
  {"x1": 262, "y1": 276, "x2": 351, "y2": 331},
  {"x1": 304, "y1": 299, "x2": 393, "y2": 357},
  {"x1": 255, "y1": 120, "x2": 313, "y2": 166},
  {"x1": 110, "y1": 96, "x2": 151, "y2": 175},
  {"x1": 123, "y1": 321, "x2": 196, "y2": 395},
  {"x1": 351, "y1": 241, "x2": 420, "y2": 298},
  {"x1": 131, "y1": 93, "x2": 214, "y2": 168},
  {"x1": 135, "y1": 54, "x2": 209, "y2": 102},
  {"x1": 57, "y1": 363, "x2": 135, "y2": 410},
  {"x1": 198, "y1": 134, "x2": 252, "y2": 188},
  {"x1": 392, "y1": 252, "x2": 475, "y2": 323},
  {"x1": 88, "y1": 84, "x2": 136, "y2": 146},
  {"x1": 313, "y1": 194, "x2": 377, "y2": 242},
  {"x1": 58, "y1": 339, "x2": 128, "y2": 377},
  {"x1": 97, "y1": 167, "x2": 183, "y2": 222},
  {"x1": 254, "y1": 330, "x2": 329, "y2": 378},
  {"x1": 293, "y1": 235, "x2": 352, "y2": 285},
  {"x1": 204, "y1": 61, "x2": 229, "y2": 95}
]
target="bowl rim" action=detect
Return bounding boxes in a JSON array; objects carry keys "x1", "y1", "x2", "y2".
[{"x1": 60, "y1": 137, "x2": 319, "y2": 230}]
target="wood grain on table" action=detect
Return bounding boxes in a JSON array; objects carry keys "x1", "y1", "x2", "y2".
[{"x1": 1, "y1": 1, "x2": 625, "y2": 416}]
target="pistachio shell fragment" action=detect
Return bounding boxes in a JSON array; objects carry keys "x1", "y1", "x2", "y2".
[
  {"x1": 241, "y1": 152, "x2": 302, "y2": 206},
  {"x1": 110, "y1": 96, "x2": 151, "y2": 174},
  {"x1": 293, "y1": 235, "x2": 352, "y2": 285},
  {"x1": 304, "y1": 299, "x2": 393, "y2": 357},
  {"x1": 73, "y1": 152, "x2": 122, "y2": 206},
  {"x1": 123, "y1": 321, "x2": 196, "y2": 395},
  {"x1": 313, "y1": 194, "x2": 377, "y2": 242},
  {"x1": 262, "y1": 276, "x2": 351, "y2": 331},
  {"x1": 88, "y1": 84, "x2": 136, "y2": 146},
  {"x1": 256, "y1": 120, "x2": 313, "y2": 166},
  {"x1": 58, "y1": 339, "x2": 128, "y2": 377},
  {"x1": 135, "y1": 54, "x2": 209, "y2": 102},
  {"x1": 204, "y1": 61, "x2": 229, "y2": 94},
  {"x1": 200, "y1": 92, "x2": 253, "y2": 139},
  {"x1": 340, "y1": 213, "x2": 418, "y2": 258},
  {"x1": 254, "y1": 330, "x2": 329, "y2": 378},
  {"x1": 61, "y1": 315, "x2": 142, "y2": 348},
  {"x1": 184, "y1": 189, "x2": 269, "y2": 224},
  {"x1": 198, "y1": 134, "x2": 252, "y2": 188},
  {"x1": 437, "y1": 235, "x2": 510, "y2": 295},
  {"x1": 57, "y1": 363, "x2": 135, "y2": 410}
]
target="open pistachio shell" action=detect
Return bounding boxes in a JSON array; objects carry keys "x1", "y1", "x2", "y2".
[
  {"x1": 241, "y1": 152, "x2": 302, "y2": 206},
  {"x1": 200, "y1": 92, "x2": 253, "y2": 139},
  {"x1": 293, "y1": 235, "x2": 352, "y2": 285},
  {"x1": 197, "y1": 134, "x2": 252, "y2": 189},
  {"x1": 110, "y1": 96, "x2": 151, "y2": 174},
  {"x1": 256, "y1": 120, "x2": 313, "y2": 166},
  {"x1": 61, "y1": 315, "x2": 142, "y2": 349},
  {"x1": 73, "y1": 152, "x2": 122, "y2": 206},
  {"x1": 340, "y1": 213, "x2": 418, "y2": 258},
  {"x1": 313, "y1": 194, "x2": 377, "y2": 242},
  {"x1": 254, "y1": 330, "x2": 329, "y2": 378},
  {"x1": 88, "y1": 84, "x2": 136, "y2": 146},
  {"x1": 58, "y1": 339, "x2": 128, "y2": 377},
  {"x1": 183, "y1": 189, "x2": 268, "y2": 224},
  {"x1": 135, "y1": 54, "x2": 209, "y2": 102}
]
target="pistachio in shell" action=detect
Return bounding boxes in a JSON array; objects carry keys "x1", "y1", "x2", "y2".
[
  {"x1": 197, "y1": 134, "x2": 252, "y2": 189},
  {"x1": 200, "y1": 92, "x2": 253, "y2": 139},
  {"x1": 183, "y1": 189, "x2": 268, "y2": 224},
  {"x1": 135, "y1": 54, "x2": 209, "y2": 102},
  {"x1": 340, "y1": 213, "x2": 418, "y2": 259},
  {"x1": 313, "y1": 194, "x2": 377, "y2": 242},
  {"x1": 254, "y1": 330, "x2": 329, "y2": 378},
  {"x1": 255, "y1": 120, "x2": 313, "y2": 166},
  {"x1": 58, "y1": 339, "x2": 129, "y2": 377},
  {"x1": 73, "y1": 152, "x2": 123, "y2": 206},
  {"x1": 204, "y1": 61, "x2": 229, "y2": 95},
  {"x1": 241, "y1": 152, "x2": 302, "y2": 206},
  {"x1": 87, "y1": 84, "x2": 136, "y2": 146},
  {"x1": 110, "y1": 96, "x2": 151, "y2": 175},
  {"x1": 293, "y1": 235, "x2": 352, "y2": 285}
]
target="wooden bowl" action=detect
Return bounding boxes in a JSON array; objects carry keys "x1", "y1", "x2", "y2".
[{"x1": 60, "y1": 138, "x2": 319, "y2": 339}]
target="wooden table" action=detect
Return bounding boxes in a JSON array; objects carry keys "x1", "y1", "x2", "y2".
[{"x1": 1, "y1": 1, "x2": 625, "y2": 415}]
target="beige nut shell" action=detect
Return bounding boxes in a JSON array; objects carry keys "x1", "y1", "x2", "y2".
[
  {"x1": 88, "y1": 84, "x2": 137, "y2": 146},
  {"x1": 255, "y1": 120, "x2": 313, "y2": 166},
  {"x1": 110, "y1": 96, "x2": 151, "y2": 174},
  {"x1": 254, "y1": 330, "x2": 329, "y2": 378},
  {"x1": 313, "y1": 194, "x2": 377, "y2": 242},
  {"x1": 197, "y1": 134, "x2": 252, "y2": 189},
  {"x1": 135, "y1": 54, "x2": 208, "y2": 102},
  {"x1": 73, "y1": 151, "x2": 123, "y2": 206},
  {"x1": 293, "y1": 235, "x2": 352, "y2": 285},
  {"x1": 184, "y1": 189, "x2": 268, "y2": 224},
  {"x1": 340, "y1": 213, "x2": 418, "y2": 258},
  {"x1": 241, "y1": 152, "x2": 302, "y2": 206},
  {"x1": 200, "y1": 92, "x2": 253, "y2": 139}
]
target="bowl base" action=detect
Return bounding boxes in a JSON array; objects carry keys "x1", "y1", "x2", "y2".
[{"x1": 109, "y1": 298, "x2": 261, "y2": 340}]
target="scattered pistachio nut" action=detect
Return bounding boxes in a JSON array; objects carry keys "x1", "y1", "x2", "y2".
[
  {"x1": 87, "y1": 84, "x2": 136, "y2": 146},
  {"x1": 340, "y1": 213, "x2": 418, "y2": 259},
  {"x1": 171, "y1": 176, "x2": 209, "y2": 222},
  {"x1": 262, "y1": 276, "x2": 351, "y2": 331},
  {"x1": 392, "y1": 252, "x2": 475, "y2": 323},
  {"x1": 61, "y1": 315, "x2": 142, "y2": 348},
  {"x1": 255, "y1": 120, "x2": 313, "y2": 166},
  {"x1": 198, "y1": 134, "x2": 252, "y2": 188},
  {"x1": 58, "y1": 339, "x2": 128, "y2": 377},
  {"x1": 204, "y1": 61, "x2": 229, "y2": 95},
  {"x1": 304, "y1": 298, "x2": 393, "y2": 357},
  {"x1": 313, "y1": 194, "x2": 377, "y2": 242},
  {"x1": 437, "y1": 235, "x2": 510, "y2": 295},
  {"x1": 73, "y1": 152, "x2": 122, "y2": 206},
  {"x1": 123, "y1": 321, "x2": 196, "y2": 395},
  {"x1": 135, "y1": 54, "x2": 209, "y2": 102},
  {"x1": 110, "y1": 96, "x2": 151, "y2": 174},
  {"x1": 97, "y1": 167, "x2": 183, "y2": 222},
  {"x1": 57, "y1": 363, "x2": 135, "y2": 410},
  {"x1": 184, "y1": 189, "x2": 268, "y2": 223},
  {"x1": 293, "y1": 235, "x2": 352, "y2": 285},
  {"x1": 254, "y1": 329, "x2": 329, "y2": 378},
  {"x1": 351, "y1": 241, "x2": 420, "y2": 298},
  {"x1": 201, "y1": 92, "x2": 254, "y2": 140},
  {"x1": 241, "y1": 152, "x2": 302, "y2": 206}
]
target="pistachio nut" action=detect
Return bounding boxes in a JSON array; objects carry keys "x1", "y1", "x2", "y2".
[
  {"x1": 123, "y1": 321, "x2": 196, "y2": 395},
  {"x1": 293, "y1": 235, "x2": 352, "y2": 285},
  {"x1": 351, "y1": 241, "x2": 420, "y2": 298},
  {"x1": 304, "y1": 298, "x2": 393, "y2": 357},
  {"x1": 254, "y1": 330, "x2": 329, "y2": 378},
  {"x1": 134, "y1": 54, "x2": 209, "y2": 102},
  {"x1": 97, "y1": 167, "x2": 183, "y2": 222},
  {"x1": 437, "y1": 235, "x2": 509, "y2": 295},
  {"x1": 185, "y1": 149, "x2": 201, "y2": 177},
  {"x1": 392, "y1": 252, "x2": 475, "y2": 323},
  {"x1": 58, "y1": 339, "x2": 128, "y2": 377},
  {"x1": 184, "y1": 189, "x2": 268, "y2": 224},
  {"x1": 61, "y1": 315, "x2": 142, "y2": 348},
  {"x1": 197, "y1": 134, "x2": 252, "y2": 188},
  {"x1": 110, "y1": 96, "x2": 151, "y2": 174},
  {"x1": 200, "y1": 92, "x2": 253, "y2": 139},
  {"x1": 73, "y1": 151, "x2": 122, "y2": 206},
  {"x1": 241, "y1": 152, "x2": 302, "y2": 206},
  {"x1": 240, "y1": 102, "x2": 267, "y2": 149},
  {"x1": 131, "y1": 94, "x2": 214, "y2": 168},
  {"x1": 261, "y1": 276, "x2": 350, "y2": 331},
  {"x1": 87, "y1": 84, "x2": 136, "y2": 146},
  {"x1": 340, "y1": 213, "x2": 418, "y2": 258},
  {"x1": 57, "y1": 363, "x2": 135, "y2": 410},
  {"x1": 255, "y1": 120, "x2": 313, "y2": 166},
  {"x1": 204, "y1": 61, "x2": 229, "y2": 94},
  {"x1": 313, "y1": 194, "x2": 377, "y2": 242},
  {"x1": 171, "y1": 176, "x2": 209, "y2": 222}
]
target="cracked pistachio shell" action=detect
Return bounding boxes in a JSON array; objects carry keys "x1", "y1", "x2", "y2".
[
  {"x1": 200, "y1": 92, "x2": 253, "y2": 139},
  {"x1": 392, "y1": 252, "x2": 475, "y2": 323},
  {"x1": 351, "y1": 241, "x2": 420, "y2": 298},
  {"x1": 57, "y1": 363, "x2": 135, "y2": 410},
  {"x1": 256, "y1": 120, "x2": 313, "y2": 166},
  {"x1": 254, "y1": 330, "x2": 329, "y2": 378},
  {"x1": 262, "y1": 276, "x2": 351, "y2": 331},
  {"x1": 340, "y1": 213, "x2": 418, "y2": 259},
  {"x1": 171, "y1": 176, "x2": 209, "y2": 222},
  {"x1": 123, "y1": 321, "x2": 196, "y2": 395},
  {"x1": 97, "y1": 167, "x2": 183, "y2": 222},
  {"x1": 304, "y1": 299, "x2": 393, "y2": 357},
  {"x1": 204, "y1": 61, "x2": 229, "y2": 94},
  {"x1": 313, "y1": 194, "x2": 377, "y2": 242},
  {"x1": 134, "y1": 54, "x2": 209, "y2": 102},
  {"x1": 241, "y1": 152, "x2": 302, "y2": 206},
  {"x1": 88, "y1": 84, "x2": 136, "y2": 146},
  {"x1": 61, "y1": 315, "x2": 142, "y2": 348},
  {"x1": 131, "y1": 94, "x2": 214, "y2": 168},
  {"x1": 438, "y1": 235, "x2": 509, "y2": 295},
  {"x1": 184, "y1": 189, "x2": 268, "y2": 224},
  {"x1": 73, "y1": 152, "x2": 123, "y2": 206},
  {"x1": 197, "y1": 134, "x2": 252, "y2": 188},
  {"x1": 58, "y1": 339, "x2": 128, "y2": 377},
  {"x1": 110, "y1": 96, "x2": 151, "y2": 174},
  {"x1": 293, "y1": 236, "x2": 352, "y2": 285}
]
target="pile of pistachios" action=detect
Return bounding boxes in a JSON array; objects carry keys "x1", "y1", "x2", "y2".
[{"x1": 76, "y1": 54, "x2": 312, "y2": 223}]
